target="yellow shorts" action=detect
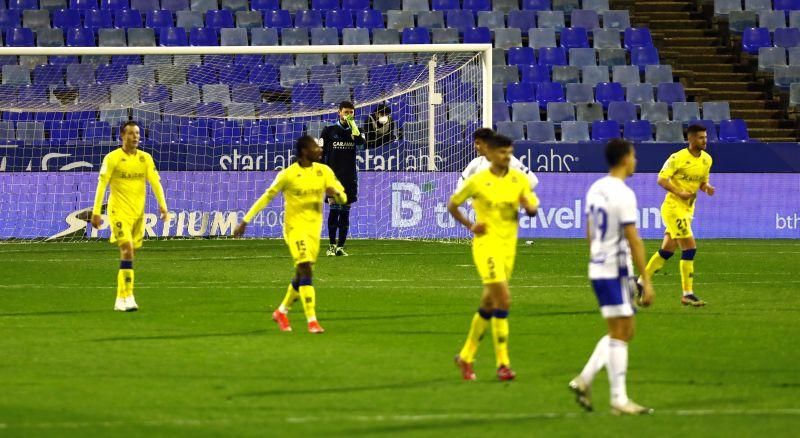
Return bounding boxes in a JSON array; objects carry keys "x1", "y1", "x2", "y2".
[
  {"x1": 472, "y1": 240, "x2": 516, "y2": 284},
  {"x1": 109, "y1": 215, "x2": 144, "y2": 249},
  {"x1": 285, "y1": 231, "x2": 320, "y2": 266},
  {"x1": 661, "y1": 203, "x2": 694, "y2": 239}
]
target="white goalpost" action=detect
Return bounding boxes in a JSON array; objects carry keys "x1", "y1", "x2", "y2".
[{"x1": 0, "y1": 44, "x2": 492, "y2": 242}]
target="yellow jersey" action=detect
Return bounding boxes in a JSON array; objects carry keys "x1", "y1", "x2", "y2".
[
  {"x1": 92, "y1": 147, "x2": 167, "y2": 219},
  {"x1": 658, "y1": 148, "x2": 712, "y2": 210},
  {"x1": 244, "y1": 162, "x2": 345, "y2": 234},
  {"x1": 450, "y1": 167, "x2": 539, "y2": 243}
]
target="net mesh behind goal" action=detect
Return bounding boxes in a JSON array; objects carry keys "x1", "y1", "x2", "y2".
[{"x1": 0, "y1": 46, "x2": 488, "y2": 241}]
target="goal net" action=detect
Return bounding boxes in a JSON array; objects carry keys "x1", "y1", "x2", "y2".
[{"x1": 0, "y1": 44, "x2": 491, "y2": 242}]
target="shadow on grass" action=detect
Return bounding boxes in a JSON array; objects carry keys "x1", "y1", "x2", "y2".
[
  {"x1": 233, "y1": 378, "x2": 454, "y2": 398},
  {"x1": 90, "y1": 329, "x2": 271, "y2": 342}
]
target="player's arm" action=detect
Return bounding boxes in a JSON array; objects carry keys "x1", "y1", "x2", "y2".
[
  {"x1": 145, "y1": 154, "x2": 169, "y2": 221},
  {"x1": 518, "y1": 176, "x2": 539, "y2": 217},
  {"x1": 456, "y1": 158, "x2": 479, "y2": 192},
  {"x1": 324, "y1": 166, "x2": 347, "y2": 204},
  {"x1": 510, "y1": 155, "x2": 539, "y2": 191},
  {"x1": 447, "y1": 178, "x2": 485, "y2": 235},
  {"x1": 699, "y1": 159, "x2": 715, "y2": 195},
  {"x1": 620, "y1": 191, "x2": 654, "y2": 306},
  {"x1": 320, "y1": 127, "x2": 330, "y2": 164},
  {"x1": 657, "y1": 155, "x2": 692, "y2": 200},
  {"x1": 91, "y1": 154, "x2": 115, "y2": 228},
  {"x1": 233, "y1": 171, "x2": 287, "y2": 237}
]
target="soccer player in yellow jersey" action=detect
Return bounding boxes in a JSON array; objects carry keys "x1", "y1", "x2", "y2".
[
  {"x1": 91, "y1": 121, "x2": 169, "y2": 312},
  {"x1": 447, "y1": 134, "x2": 540, "y2": 381},
  {"x1": 638, "y1": 124, "x2": 715, "y2": 307},
  {"x1": 234, "y1": 135, "x2": 346, "y2": 334}
]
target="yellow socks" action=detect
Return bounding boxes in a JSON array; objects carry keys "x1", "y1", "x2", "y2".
[
  {"x1": 458, "y1": 309, "x2": 491, "y2": 363},
  {"x1": 299, "y1": 284, "x2": 316, "y2": 322},
  {"x1": 680, "y1": 248, "x2": 696, "y2": 293},
  {"x1": 492, "y1": 310, "x2": 510, "y2": 368},
  {"x1": 118, "y1": 260, "x2": 134, "y2": 298},
  {"x1": 645, "y1": 249, "x2": 673, "y2": 278},
  {"x1": 278, "y1": 281, "x2": 300, "y2": 314}
]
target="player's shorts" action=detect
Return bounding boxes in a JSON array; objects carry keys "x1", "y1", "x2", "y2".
[
  {"x1": 591, "y1": 276, "x2": 636, "y2": 319},
  {"x1": 109, "y1": 215, "x2": 144, "y2": 249},
  {"x1": 471, "y1": 239, "x2": 516, "y2": 285},
  {"x1": 284, "y1": 230, "x2": 320, "y2": 266},
  {"x1": 661, "y1": 202, "x2": 694, "y2": 239}
]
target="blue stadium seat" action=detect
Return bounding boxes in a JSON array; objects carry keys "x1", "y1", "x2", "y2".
[
  {"x1": 626, "y1": 82, "x2": 654, "y2": 104},
  {"x1": 251, "y1": 0, "x2": 279, "y2": 11},
  {"x1": 342, "y1": 0, "x2": 368, "y2": 9},
  {"x1": 565, "y1": 82, "x2": 593, "y2": 102},
  {"x1": 523, "y1": 0, "x2": 550, "y2": 10},
  {"x1": 774, "y1": 0, "x2": 800, "y2": 11},
  {"x1": 624, "y1": 27, "x2": 653, "y2": 49},
  {"x1": 211, "y1": 120, "x2": 243, "y2": 145},
  {"x1": 508, "y1": 47, "x2": 536, "y2": 66},
  {"x1": 463, "y1": 0, "x2": 490, "y2": 12},
  {"x1": 717, "y1": 119, "x2": 749, "y2": 141},
  {"x1": 160, "y1": 27, "x2": 187, "y2": 46},
  {"x1": 326, "y1": 9, "x2": 353, "y2": 30},
  {"x1": 188, "y1": 64, "x2": 218, "y2": 85},
  {"x1": 526, "y1": 121, "x2": 556, "y2": 142},
  {"x1": 70, "y1": 0, "x2": 98, "y2": 10},
  {"x1": 146, "y1": 10, "x2": 175, "y2": 29},
  {"x1": 774, "y1": 27, "x2": 800, "y2": 48},
  {"x1": 446, "y1": 10, "x2": 475, "y2": 32},
  {"x1": 197, "y1": 101, "x2": 225, "y2": 117},
  {"x1": 248, "y1": 64, "x2": 279, "y2": 85},
  {"x1": 53, "y1": 9, "x2": 81, "y2": 29},
  {"x1": 520, "y1": 64, "x2": 550, "y2": 83},
  {"x1": 9, "y1": 0, "x2": 39, "y2": 9},
  {"x1": 431, "y1": 0, "x2": 458, "y2": 10},
  {"x1": 560, "y1": 27, "x2": 589, "y2": 49},
  {"x1": 493, "y1": 102, "x2": 511, "y2": 122},
  {"x1": 591, "y1": 119, "x2": 620, "y2": 141},
  {"x1": 140, "y1": 84, "x2": 169, "y2": 103},
  {"x1": 656, "y1": 82, "x2": 685, "y2": 104},
  {"x1": 624, "y1": 119, "x2": 652, "y2": 141},
  {"x1": 538, "y1": 47, "x2": 567, "y2": 66},
  {"x1": 506, "y1": 81, "x2": 536, "y2": 103},
  {"x1": 689, "y1": 119, "x2": 717, "y2": 141},
  {"x1": 84, "y1": 9, "x2": 113, "y2": 29},
  {"x1": 607, "y1": 101, "x2": 636, "y2": 123},
  {"x1": 264, "y1": 10, "x2": 293, "y2": 28},
  {"x1": 115, "y1": 9, "x2": 143, "y2": 28},
  {"x1": 33, "y1": 64, "x2": 64, "y2": 86},
  {"x1": 672, "y1": 101, "x2": 700, "y2": 123},
  {"x1": 630, "y1": 46, "x2": 659, "y2": 72},
  {"x1": 571, "y1": 10, "x2": 599, "y2": 30},
  {"x1": 561, "y1": 120, "x2": 589, "y2": 141},
  {"x1": 6, "y1": 27, "x2": 33, "y2": 46},
  {"x1": 402, "y1": 27, "x2": 430, "y2": 44},
  {"x1": 741, "y1": 27, "x2": 772, "y2": 54},
  {"x1": 507, "y1": 10, "x2": 537, "y2": 35},
  {"x1": 464, "y1": 26, "x2": 491, "y2": 43},
  {"x1": 312, "y1": 0, "x2": 338, "y2": 10},
  {"x1": 294, "y1": 10, "x2": 323, "y2": 29},
  {"x1": 102, "y1": 0, "x2": 129, "y2": 8},
  {"x1": 206, "y1": 9, "x2": 234, "y2": 29},
  {"x1": 219, "y1": 64, "x2": 249, "y2": 85},
  {"x1": 356, "y1": 9, "x2": 384, "y2": 29},
  {"x1": 0, "y1": 11, "x2": 21, "y2": 31},
  {"x1": 96, "y1": 63, "x2": 127, "y2": 84},
  {"x1": 536, "y1": 82, "x2": 565, "y2": 108},
  {"x1": 190, "y1": 27, "x2": 218, "y2": 45}
]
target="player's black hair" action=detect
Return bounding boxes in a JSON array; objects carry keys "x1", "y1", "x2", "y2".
[
  {"x1": 295, "y1": 135, "x2": 318, "y2": 158},
  {"x1": 375, "y1": 103, "x2": 391, "y2": 115},
  {"x1": 339, "y1": 101, "x2": 355, "y2": 111},
  {"x1": 605, "y1": 138, "x2": 633, "y2": 167},
  {"x1": 687, "y1": 124, "x2": 707, "y2": 136},
  {"x1": 472, "y1": 127, "x2": 494, "y2": 142},
  {"x1": 120, "y1": 120, "x2": 138, "y2": 135},
  {"x1": 485, "y1": 134, "x2": 514, "y2": 149}
]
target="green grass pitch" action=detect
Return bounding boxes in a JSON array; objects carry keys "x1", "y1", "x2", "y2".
[{"x1": 1, "y1": 239, "x2": 798, "y2": 436}]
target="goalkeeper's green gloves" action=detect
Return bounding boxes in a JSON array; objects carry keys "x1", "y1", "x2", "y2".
[{"x1": 346, "y1": 115, "x2": 361, "y2": 137}]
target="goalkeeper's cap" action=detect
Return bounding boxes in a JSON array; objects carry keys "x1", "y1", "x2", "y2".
[{"x1": 375, "y1": 103, "x2": 391, "y2": 115}]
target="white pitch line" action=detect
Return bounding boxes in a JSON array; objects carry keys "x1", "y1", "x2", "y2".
[{"x1": 1, "y1": 408, "x2": 799, "y2": 429}]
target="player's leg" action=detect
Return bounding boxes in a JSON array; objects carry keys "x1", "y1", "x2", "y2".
[
  {"x1": 326, "y1": 203, "x2": 339, "y2": 256},
  {"x1": 455, "y1": 289, "x2": 492, "y2": 381},
  {"x1": 676, "y1": 234, "x2": 705, "y2": 306},
  {"x1": 115, "y1": 241, "x2": 135, "y2": 311},
  {"x1": 296, "y1": 262, "x2": 324, "y2": 333},
  {"x1": 488, "y1": 281, "x2": 515, "y2": 381},
  {"x1": 335, "y1": 204, "x2": 350, "y2": 256},
  {"x1": 272, "y1": 275, "x2": 299, "y2": 332}
]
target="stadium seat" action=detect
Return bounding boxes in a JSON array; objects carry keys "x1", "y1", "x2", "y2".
[
  {"x1": 170, "y1": 85, "x2": 199, "y2": 103},
  {"x1": 507, "y1": 10, "x2": 537, "y2": 34},
  {"x1": 612, "y1": 65, "x2": 640, "y2": 85},
  {"x1": 528, "y1": 28, "x2": 557, "y2": 49},
  {"x1": 547, "y1": 101, "x2": 576, "y2": 122},
  {"x1": 593, "y1": 28, "x2": 621, "y2": 49},
  {"x1": 190, "y1": 28, "x2": 218, "y2": 46},
  {"x1": 654, "y1": 120, "x2": 684, "y2": 142},
  {"x1": 741, "y1": 27, "x2": 772, "y2": 54},
  {"x1": 582, "y1": 66, "x2": 610, "y2": 86},
  {"x1": 507, "y1": 82, "x2": 536, "y2": 103},
  {"x1": 417, "y1": 11, "x2": 444, "y2": 29},
  {"x1": 127, "y1": 64, "x2": 155, "y2": 85},
  {"x1": 774, "y1": 28, "x2": 800, "y2": 49},
  {"x1": 280, "y1": 64, "x2": 308, "y2": 86},
  {"x1": 295, "y1": 10, "x2": 323, "y2": 29},
  {"x1": 626, "y1": 82, "x2": 654, "y2": 104},
  {"x1": 356, "y1": 9, "x2": 384, "y2": 29},
  {"x1": 326, "y1": 9, "x2": 354, "y2": 31},
  {"x1": 464, "y1": 27, "x2": 491, "y2": 44},
  {"x1": 572, "y1": 12, "x2": 600, "y2": 32},
  {"x1": 561, "y1": 120, "x2": 589, "y2": 141},
  {"x1": 624, "y1": 27, "x2": 653, "y2": 49},
  {"x1": 248, "y1": 64, "x2": 279, "y2": 86},
  {"x1": 523, "y1": 0, "x2": 549, "y2": 10},
  {"x1": 774, "y1": 0, "x2": 800, "y2": 11},
  {"x1": 595, "y1": 82, "x2": 624, "y2": 109},
  {"x1": 624, "y1": 119, "x2": 652, "y2": 141},
  {"x1": 715, "y1": 0, "x2": 742, "y2": 15},
  {"x1": 672, "y1": 101, "x2": 700, "y2": 123},
  {"x1": 160, "y1": 27, "x2": 187, "y2": 46},
  {"x1": 630, "y1": 46, "x2": 660, "y2": 72},
  {"x1": 66, "y1": 64, "x2": 95, "y2": 86},
  {"x1": 203, "y1": 83, "x2": 231, "y2": 104},
  {"x1": 576, "y1": 102, "x2": 603, "y2": 122},
  {"x1": 538, "y1": 47, "x2": 567, "y2": 66},
  {"x1": 145, "y1": 10, "x2": 174, "y2": 29},
  {"x1": 560, "y1": 27, "x2": 589, "y2": 49},
  {"x1": 607, "y1": 101, "x2": 636, "y2": 123},
  {"x1": 402, "y1": 27, "x2": 430, "y2": 44},
  {"x1": 702, "y1": 101, "x2": 731, "y2": 122},
  {"x1": 282, "y1": 28, "x2": 309, "y2": 45},
  {"x1": 340, "y1": 64, "x2": 368, "y2": 86},
  {"x1": 52, "y1": 9, "x2": 81, "y2": 30},
  {"x1": 602, "y1": 10, "x2": 630, "y2": 29},
  {"x1": 233, "y1": 10, "x2": 261, "y2": 28},
  {"x1": 311, "y1": 27, "x2": 338, "y2": 45},
  {"x1": 403, "y1": 0, "x2": 429, "y2": 11},
  {"x1": 160, "y1": 0, "x2": 188, "y2": 10},
  {"x1": 69, "y1": 0, "x2": 98, "y2": 10},
  {"x1": 37, "y1": 28, "x2": 65, "y2": 47},
  {"x1": 477, "y1": 11, "x2": 505, "y2": 29},
  {"x1": 96, "y1": 64, "x2": 126, "y2": 84},
  {"x1": 791, "y1": 11, "x2": 800, "y2": 28},
  {"x1": 312, "y1": 0, "x2": 338, "y2": 10},
  {"x1": 641, "y1": 101, "x2": 669, "y2": 122},
  {"x1": 0, "y1": 10, "x2": 21, "y2": 30},
  {"x1": 33, "y1": 64, "x2": 65, "y2": 86},
  {"x1": 386, "y1": 10, "x2": 413, "y2": 31},
  {"x1": 206, "y1": 9, "x2": 234, "y2": 29},
  {"x1": 718, "y1": 119, "x2": 749, "y2": 141},
  {"x1": 140, "y1": 84, "x2": 169, "y2": 103},
  {"x1": 251, "y1": 0, "x2": 279, "y2": 10},
  {"x1": 759, "y1": 47, "x2": 788, "y2": 70},
  {"x1": 508, "y1": 47, "x2": 536, "y2": 66},
  {"x1": 773, "y1": 65, "x2": 800, "y2": 87},
  {"x1": 495, "y1": 120, "x2": 525, "y2": 140},
  {"x1": 16, "y1": 121, "x2": 45, "y2": 144},
  {"x1": 343, "y1": 0, "x2": 369, "y2": 9},
  {"x1": 512, "y1": 102, "x2": 541, "y2": 122},
  {"x1": 262, "y1": 10, "x2": 292, "y2": 29},
  {"x1": 525, "y1": 121, "x2": 556, "y2": 142},
  {"x1": 566, "y1": 82, "x2": 593, "y2": 103},
  {"x1": 431, "y1": 0, "x2": 458, "y2": 10},
  {"x1": 157, "y1": 65, "x2": 187, "y2": 85},
  {"x1": 644, "y1": 65, "x2": 673, "y2": 85},
  {"x1": 342, "y1": 28, "x2": 369, "y2": 45},
  {"x1": 67, "y1": 27, "x2": 96, "y2": 46},
  {"x1": 84, "y1": 9, "x2": 113, "y2": 29},
  {"x1": 691, "y1": 119, "x2": 718, "y2": 141},
  {"x1": 463, "y1": 0, "x2": 490, "y2": 13},
  {"x1": 84, "y1": 120, "x2": 112, "y2": 141},
  {"x1": 569, "y1": 48, "x2": 597, "y2": 67},
  {"x1": 251, "y1": 28, "x2": 279, "y2": 46},
  {"x1": 591, "y1": 119, "x2": 620, "y2": 141},
  {"x1": 219, "y1": 65, "x2": 249, "y2": 85},
  {"x1": 598, "y1": 48, "x2": 626, "y2": 66},
  {"x1": 221, "y1": 0, "x2": 249, "y2": 11},
  {"x1": 220, "y1": 28, "x2": 247, "y2": 45},
  {"x1": 759, "y1": 10, "x2": 787, "y2": 31},
  {"x1": 656, "y1": 82, "x2": 685, "y2": 104},
  {"x1": 22, "y1": 10, "x2": 50, "y2": 32},
  {"x1": 536, "y1": 82, "x2": 565, "y2": 108},
  {"x1": 115, "y1": 9, "x2": 143, "y2": 28},
  {"x1": 6, "y1": 27, "x2": 33, "y2": 47},
  {"x1": 191, "y1": 0, "x2": 218, "y2": 13},
  {"x1": 552, "y1": 65, "x2": 579, "y2": 84},
  {"x1": 446, "y1": 10, "x2": 475, "y2": 32},
  {"x1": 537, "y1": 11, "x2": 565, "y2": 29},
  {"x1": 128, "y1": 28, "x2": 155, "y2": 46},
  {"x1": 520, "y1": 64, "x2": 550, "y2": 83}
]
